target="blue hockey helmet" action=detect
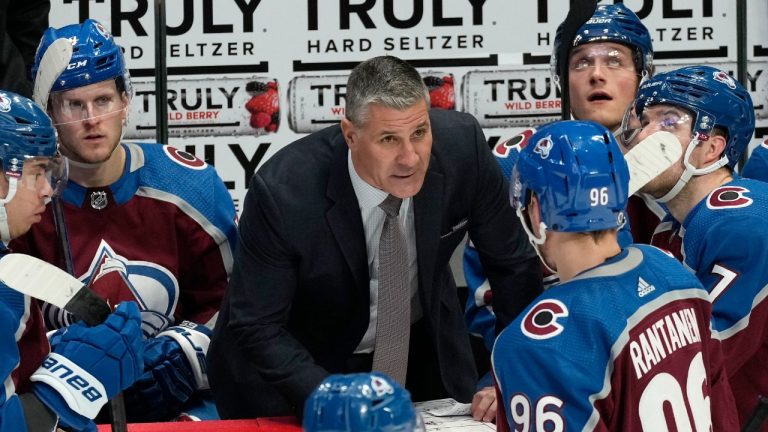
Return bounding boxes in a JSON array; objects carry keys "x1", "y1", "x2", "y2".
[
  {"x1": 0, "y1": 91, "x2": 58, "y2": 176},
  {"x1": 551, "y1": 3, "x2": 653, "y2": 88},
  {"x1": 511, "y1": 120, "x2": 629, "y2": 235},
  {"x1": 634, "y1": 65, "x2": 754, "y2": 170},
  {"x1": 32, "y1": 19, "x2": 131, "y2": 96},
  {"x1": 303, "y1": 372, "x2": 424, "y2": 432}
]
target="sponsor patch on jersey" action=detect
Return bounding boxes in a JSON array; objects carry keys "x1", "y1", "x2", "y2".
[
  {"x1": 163, "y1": 145, "x2": 208, "y2": 170},
  {"x1": 521, "y1": 299, "x2": 569, "y2": 340},
  {"x1": 706, "y1": 185, "x2": 753, "y2": 210},
  {"x1": 533, "y1": 134, "x2": 553, "y2": 159}
]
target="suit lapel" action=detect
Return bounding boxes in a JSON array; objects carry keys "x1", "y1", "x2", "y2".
[
  {"x1": 326, "y1": 137, "x2": 369, "y2": 294},
  {"x1": 414, "y1": 153, "x2": 444, "y2": 310}
]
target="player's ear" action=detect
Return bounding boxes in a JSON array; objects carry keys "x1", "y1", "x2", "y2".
[
  {"x1": 702, "y1": 132, "x2": 728, "y2": 166},
  {"x1": 527, "y1": 194, "x2": 544, "y2": 237}
]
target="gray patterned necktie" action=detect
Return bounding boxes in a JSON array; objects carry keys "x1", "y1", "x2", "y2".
[{"x1": 371, "y1": 194, "x2": 410, "y2": 384}]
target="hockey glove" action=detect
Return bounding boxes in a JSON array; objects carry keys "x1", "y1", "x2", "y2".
[
  {"x1": 123, "y1": 320, "x2": 212, "y2": 422},
  {"x1": 30, "y1": 301, "x2": 144, "y2": 431}
]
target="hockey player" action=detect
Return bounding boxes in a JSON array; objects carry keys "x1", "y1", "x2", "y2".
[
  {"x1": 493, "y1": 120, "x2": 738, "y2": 431},
  {"x1": 464, "y1": 5, "x2": 653, "y2": 420},
  {"x1": 551, "y1": 2, "x2": 665, "y2": 244},
  {"x1": 11, "y1": 19, "x2": 238, "y2": 422},
  {"x1": 0, "y1": 90, "x2": 145, "y2": 431},
  {"x1": 622, "y1": 65, "x2": 766, "y2": 427}
]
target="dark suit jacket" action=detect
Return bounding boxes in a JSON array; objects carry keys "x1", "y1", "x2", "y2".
[{"x1": 209, "y1": 109, "x2": 541, "y2": 418}]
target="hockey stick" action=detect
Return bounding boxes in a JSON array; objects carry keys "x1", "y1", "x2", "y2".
[
  {"x1": 624, "y1": 131, "x2": 682, "y2": 196},
  {"x1": 742, "y1": 396, "x2": 768, "y2": 432},
  {"x1": 32, "y1": 37, "x2": 72, "y2": 112},
  {"x1": 0, "y1": 254, "x2": 110, "y2": 325},
  {"x1": 557, "y1": 0, "x2": 597, "y2": 119},
  {"x1": 0, "y1": 254, "x2": 131, "y2": 431}
]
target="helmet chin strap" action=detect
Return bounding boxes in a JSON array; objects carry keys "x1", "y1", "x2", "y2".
[
  {"x1": 656, "y1": 134, "x2": 729, "y2": 203},
  {"x1": 516, "y1": 207, "x2": 557, "y2": 274},
  {"x1": 0, "y1": 177, "x2": 19, "y2": 244}
]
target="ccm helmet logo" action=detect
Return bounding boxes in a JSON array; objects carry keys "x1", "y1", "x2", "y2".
[
  {"x1": 521, "y1": 299, "x2": 569, "y2": 340},
  {"x1": 41, "y1": 356, "x2": 104, "y2": 402},
  {"x1": 67, "y1": 60, "x2": 88, "y2": 70}
]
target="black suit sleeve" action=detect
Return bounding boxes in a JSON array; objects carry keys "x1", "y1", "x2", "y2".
[
  {"x1": 464, "y1": 117, "x2": 543, "y2": 333},
  {"x1": 223, "y1": 172, "x2": 328, "y2": 410}
]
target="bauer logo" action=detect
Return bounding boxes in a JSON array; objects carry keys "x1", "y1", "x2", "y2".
[
  {"x1": 462, "y1": 66, "x2": 561, "y2": 129},
  {"x1": 288, "y1": 72, "x2": 456, "y2": 134},
  {"x1": 126, "y1": 76, "x2": 280, "y2": 139}
]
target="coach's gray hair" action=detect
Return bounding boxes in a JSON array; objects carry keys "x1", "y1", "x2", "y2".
[{"x1": 345, "y1": 55, "x2": 430, "y2": 125}]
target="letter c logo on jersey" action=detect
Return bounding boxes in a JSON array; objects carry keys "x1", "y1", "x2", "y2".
[
  {"x1": 521, "y1": 299, "x2": 569, "y2": 340},
  {"x1": 706, "y1": 186, "x2": 753, "y2": 210}
]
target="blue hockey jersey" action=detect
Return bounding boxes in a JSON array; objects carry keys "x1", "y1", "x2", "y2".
[
  {"x1": 742, "y1": 140, "x2": 768, "y2": 182},
  {"x1": 492, "y1": 245, "x2": 737, "y2": 431},
  {"x1": 652, "y1": 177, "x2": 768, "y2": 426}
]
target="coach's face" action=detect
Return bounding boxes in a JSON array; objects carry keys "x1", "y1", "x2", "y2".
[{"x1": 343, "y1": 100, "x2": 432, "y2": 199}]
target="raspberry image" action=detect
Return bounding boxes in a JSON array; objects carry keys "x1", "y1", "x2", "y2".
[
  {"x1": 425, "y1": 75, "x2": 455, "y2": 110},
  {"x1": 245, "y1": 80, "x2": 280, "y2": 133}
]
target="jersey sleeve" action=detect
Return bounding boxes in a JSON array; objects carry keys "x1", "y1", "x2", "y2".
[{"x1": 693, "y1": 213, "x2": 768, "y2": 372}]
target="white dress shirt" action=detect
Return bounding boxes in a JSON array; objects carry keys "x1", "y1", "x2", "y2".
[{"x1": 348, "y1": 151, "x2": 421, "y2": 354}]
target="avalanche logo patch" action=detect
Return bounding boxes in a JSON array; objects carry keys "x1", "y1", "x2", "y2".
[
  {"x1": 521, "y1": 299, "x2": 569, "y2": 340},
  {"x1": 712, "y1": 70, "x2": 737, "y2": 90},
  {"x1": 370, "y1": 376, "x2": 395, "y2": 397},
  {"x1": 706, "y1": 186, "x2": 752, "y2": 210},
  {"x1": 83, "y1": 240, "x2": 180, "y2": 322},
  {"x1": 163, "y1": 145, "x2": 207, "y2": 170},
  {"x1": 533, "y1": 135, "x2": 554, "y2": 159}
]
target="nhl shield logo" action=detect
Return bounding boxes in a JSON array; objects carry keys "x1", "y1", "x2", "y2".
[{"x1": 90, "y1": 190, "x2": 108, "y2": 210}]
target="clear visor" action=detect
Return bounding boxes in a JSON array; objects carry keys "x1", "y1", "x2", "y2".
[
  {"x1": 49, "y1": 90, "x2": 127, "y2": 126},
  {"x1": 617, "y1": 104, "x2": 693, "y2": 148},
  {"x1": 5, "y1": 154, "x2": 69, "y2": 198},
  {"x1": 569, "y1": 44, "x2": 636, "y2": 74}
]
